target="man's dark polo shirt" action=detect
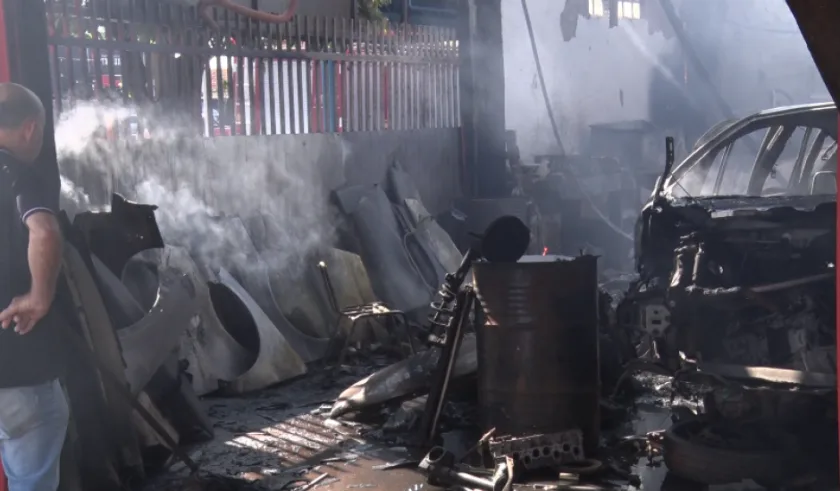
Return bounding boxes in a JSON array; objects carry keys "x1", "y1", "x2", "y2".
[{"x1": 0, "y1": 150, "x2": 62, "y2": 388}]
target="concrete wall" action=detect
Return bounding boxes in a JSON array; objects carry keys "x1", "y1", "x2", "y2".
[
  {"x1": 60, "y1": 128, "x2": 462, "y2": 217},
  {"x1": 502, "y1": 0, "x2": 830, "y2": 161},
  {"x1": 503, "y1": 0, "x2": 673, "y2": 158},
  {"x1": 695, "y1": 0, "x2": 830, "y2": 115},
  {"x1": 202, "y1": 128, "x2": 462, "y2": 215}
]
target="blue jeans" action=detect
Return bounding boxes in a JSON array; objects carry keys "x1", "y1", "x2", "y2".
[{"x1": 0, "y1": 380, "x2": 68, "y2": 491}]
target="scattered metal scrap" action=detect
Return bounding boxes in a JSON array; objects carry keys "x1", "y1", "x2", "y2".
[
  {"x1": 488, "y1": 431, "x2": 585, "y2": 470},
  {"x1": 419, "y1": 446, "x2": 510, "y2": 491}
]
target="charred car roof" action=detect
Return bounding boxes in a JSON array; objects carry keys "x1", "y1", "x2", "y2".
[{"x1": 662, "y1": 102, "x2": 837, "y2": 206}]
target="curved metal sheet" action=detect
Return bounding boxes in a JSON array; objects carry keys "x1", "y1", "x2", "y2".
[
  {"x1": 62, "y1": 242, "x2": 144, "y2": 476},
  {"x1": 127, "y1": 247, "x2": 255, "y2": 396},
  {"x1": 72, "y1": 193, "x2": 164, "y2": 277},
  {"x1": 404, "y1": 198, "x2": 463, "y2": 275},
  {"x1": 90, "y1": 254, "x2": 145, "y2": 328},
  {"x1": 117, "y1": 267, "x2": 199, "y2": 395},
  {"x1": 217, "y1": 268, "x2": 307, "y2": 394},
  {"x1": 239, "y1": 266, "x2": 331, "y2": 363},
  {"x1": 219, "y1": 217, "x2": 332, "y2": 363},
  {"x1": 245, "y1": 214, "x2": 335, "y2": 340},
  {"x1": 351, "y1": 186, "x2": 433, "y2": 315},
  {"x1": 329, "y1": 334, "x2": 478, "y2": 419}
]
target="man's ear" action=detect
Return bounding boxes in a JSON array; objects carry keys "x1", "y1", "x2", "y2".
[{"x1": 21, "y1": 119, "x2": 36, "y2": 140}]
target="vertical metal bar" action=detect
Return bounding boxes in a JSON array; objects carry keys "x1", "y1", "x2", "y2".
[
  {"x1": 235, "y1": 12, "x2": 247, "y2": 135},
  {"x1": 222, "y1": 10, "x2": 234, "y2": 134},
  {"x1": 123, "y1": 0, "x2": 137, "y2": 110},
  {"x1": 397, "y1": 23, "x2": 406, "y2": 131},
  {"x1": 290, "y1": 16, "x2": 300, "y2": 134},
  {"x1": 388, "y1": 24, "x2": 396, "y2": 131},
  {"x1": 46, "y1": 0, "x2": 63, "y2": 116},
  {"x1": 428, "y1": 26, "x2": 435, "y2": 129},
  {"x1": 246, "y1": 6, "x2": 260, "y2": 135},
  {"x1": 213, "y1": 8, "x2": 225, "y2": 136},
  {"x1": 329, "y1": 17, "x2": 337, "y2": 132},
  {"x1": 450, "y1": 27, "x2": 457, "y2": 128},
  {"x1": 412, "y1": 26, "x2": 419, "y2": 130},
  {"x1": 321, "y1": 17, "x2": 329, "y2": 133},
  {"x1": 342, "y1": 18, "x2": 351, "y2": 132},
  {"x1": 202, "y1": 28, "x2": 213, "y2": 137},
  {"x1": 439, "y1": 27, "x2": 446, "y2": 129},
  {"x1": 408, "y1": 26, "x2": 420, "y2": 130},
  {"x1": 417, "y1": 25, "x2": 424, "y2": 129},
  {"x1": 444, "y1": 29, "x2": 457, "y2": 128},
  {"x1": 369, "y1": 20, "x2": 377, "y2": 131},
  {"x1": 153, "y1": 0, "x2": 165, "y2": 105},
  {"x1": 182, "y1": 5, "x2": 198, "y2": 134},
  {"x1": 454, "y1": 27, "x2": 460, "y2": 128},
  {"x1": 432, "y1": 27, "x2": 440, "y2": 129},
  {"x1": 89, "y1": 1, "x2": 103, "y2": 99},
  {"x1": 359, "y1": 20, "x2": 368, "y2": 132},
  {"x1": 373, "y1": 20, "x2": 382, "y2": 131},
  {"x1": 164, "y1": 3, "x2": 176, "y2": 122},
  {"x1": 296, "y1": 15, "x2": 306, "y2": 133},
  {"x1": 440, "y1": 26, "x2": 446, "y2": 128},
  {"x1": 321, "y1": 18, "x2": 329, "y2": 133},
  {"x1": 304, "y1": 15, "x2": 312, "y2": 133},
  {"x1": 352, "y1": 19, "x2": 360, "y2": 132},
  {"x1": 368, "y1": 19, "x2": 375, "y2": 131},
  {"x1": 421, "y1": 25, "x2": 427, "y2": 130},
  {"x1": 278, "y1": 19, "x2": 288, "y2": 134},
  {"x1": 421, "y1": 26, "x2": 427, "y2": 129},
  {"x1": 60, "y1": 0, "x2": 75, "y2": 107},
  {"x1": 370, "y1": 19, "x2": 378, "y2": 132},
  {"x1": 268, "y1": 23, "x2": 278, "y2": 135},
  {"x1": 106, "y1": 0, "x2": 118, "y2": 100},
  {"x1": 431, "y1": 27, "x2": 437, "y2": 129},
  {"x1": 312, "y1": 46, "x2": 320, "y2": 132},
  {"x1": 311, "y1": 16, "x2": 319, "y2": 133},
  {"x1": 78, "y1": 0, "x2": 90, "y2": 105},
  {"x1": 446, "y1": 26, "x2": 452, "y2": 128}
]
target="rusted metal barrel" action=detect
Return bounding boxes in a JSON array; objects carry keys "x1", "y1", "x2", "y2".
[{"x1": 473, "y1": 255, "x2": 600, "y2": 453}]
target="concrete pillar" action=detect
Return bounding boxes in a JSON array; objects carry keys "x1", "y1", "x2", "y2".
[
  {"x1": 2, "y1": 0, "x2": 59, "y2": 201},
  {"x1": 458, "y1": 0, "x2": 508, "y2": 199}
]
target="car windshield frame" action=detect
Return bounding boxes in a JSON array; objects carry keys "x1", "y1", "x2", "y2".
[{"x1": 663, "y1": 103, "x2": 838, "y2": 199}]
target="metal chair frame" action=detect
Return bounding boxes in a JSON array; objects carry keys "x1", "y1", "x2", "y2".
[{"x1": 317, "y1": 262, "x2": 417, "y2": 370}]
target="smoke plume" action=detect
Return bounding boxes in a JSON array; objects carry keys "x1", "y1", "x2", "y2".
[{"x1": 56, "y1": 102, "x2": 334, "y2": 277}]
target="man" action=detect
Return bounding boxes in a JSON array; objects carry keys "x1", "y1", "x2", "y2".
[{"x1": 0, "y1": 83, "x2": 67, "y2": 491}]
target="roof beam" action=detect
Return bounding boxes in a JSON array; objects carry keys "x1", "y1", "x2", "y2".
[{"x1": 786, "y1": 0, "x2": 840, "y2": 105}]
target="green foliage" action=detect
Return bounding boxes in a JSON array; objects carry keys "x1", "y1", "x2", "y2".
[{"x1": 358, "y1": 0, "x2": 392, "y2": 21}]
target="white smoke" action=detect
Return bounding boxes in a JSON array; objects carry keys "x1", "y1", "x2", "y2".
[{"x1": 55, "y1": 101, "x2": 334, "y2": 277}]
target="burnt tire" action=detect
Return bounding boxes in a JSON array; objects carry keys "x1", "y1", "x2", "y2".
[{"x1": 663, "y1": 420, "x2": 798, "y2": 486}]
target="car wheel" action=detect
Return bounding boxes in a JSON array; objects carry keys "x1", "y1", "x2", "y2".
[{"x1": 663, "y1": 419, "x2": 800, "y2": 485}]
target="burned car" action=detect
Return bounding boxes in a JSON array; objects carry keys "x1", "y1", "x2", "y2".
[{"x1": 622, "y1": 102, "x2": 837, "y2": 375}]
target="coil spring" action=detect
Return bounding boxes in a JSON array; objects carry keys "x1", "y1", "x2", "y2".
[{"x1": 427, "y1": 276, "x2": 458, "y2": 332}]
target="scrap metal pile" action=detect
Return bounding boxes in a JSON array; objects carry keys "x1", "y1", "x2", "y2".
[
  {"x1": 57, "y1": 103, "x2": 838, "y2": 489},
  {"x1": 56, "y1": 159, "x2": 470, "y2": 489},
  {"x1": 316, "y1": 106, "x2": 839, "y2": 490}
]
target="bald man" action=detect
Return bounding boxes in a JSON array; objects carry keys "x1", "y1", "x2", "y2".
[{"x1": 0, "y1": 83, "x2": 67, "y2": 491}]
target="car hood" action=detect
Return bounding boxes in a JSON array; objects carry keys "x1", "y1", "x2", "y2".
[{"x1": 666, "y1": 194, "x2": 836, "y2": 216}]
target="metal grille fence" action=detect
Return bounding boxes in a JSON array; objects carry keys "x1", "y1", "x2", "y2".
[{"x1": 45, "y1": 0, "x2": 460, "y2": 137}]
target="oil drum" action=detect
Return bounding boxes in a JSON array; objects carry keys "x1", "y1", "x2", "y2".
[{"x1": 473, "y1": 255, "x2": 600, "y2": 453}]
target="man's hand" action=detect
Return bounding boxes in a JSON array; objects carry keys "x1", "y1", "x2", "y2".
[{"x1": 0, "y1": 292, "x2": 51, "y2": 335}]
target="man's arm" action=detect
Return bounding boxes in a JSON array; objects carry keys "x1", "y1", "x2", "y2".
[
  {"x1": 0, "y1": 168, "x2": 63, "y2": 333},
  {"x1": 23, "y1": 210, "x2": 62, "y2": 305}
]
